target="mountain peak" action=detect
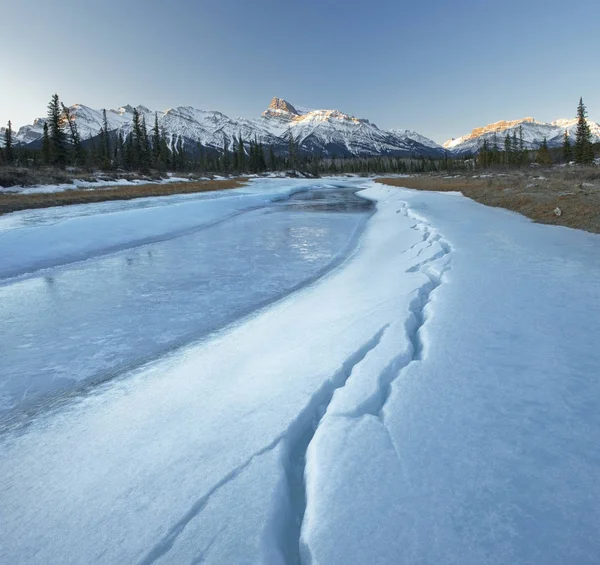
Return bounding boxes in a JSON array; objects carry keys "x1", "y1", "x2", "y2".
[
  {"x1": 443, "y1": 115, "x2": 600, "y2": 153},
  {"x1": 262, "y1": 97, "x2": 300, "y2": 120},
  {"x1": 267, "y1": 97, "x2": 299, "y2": 114},
  {"x1": 443, "y1": 117, "x2": 538, "y2": 149}
]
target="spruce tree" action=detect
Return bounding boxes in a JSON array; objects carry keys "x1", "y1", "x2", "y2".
[
  {"x1": 140, "y1": 114, "x2": 151, "y2": 170},
  {"x1": 114, "y1": 131, "x2": 124, "y2": 168},
  {"x1": 536, "y1": 138, "x2": 552, "y2": 166},
  {"x1": 152, "y1": 112, "x2": 161, "y2": 168},
  {"x1": 3, "y1": 120, "x2": 14, "y2": 164},
  {"x1": 287, "y1": 129, "x2": 298, "y2": 169},
  {"x1": 101, "y1": 109, "x2": 111, "y2": 169},
  {"x1": 160, "y1": 128, "x2": 170, "y2": 170},
  {"x1": 130, "y1": 108, "x2": 144, "y2": 169},
  {"x1": 42, "y1": 122, "x2": 51, "y2": 165},
  {"x1": 47, "y1": 94, "x2": 68, "y2": 167},
  {"x1": 562, "y1": 130, "x2": 573, "y2": 163},
  {"x1": 62, "y1": 104, "x2": 84, "y2": 166},
  {"x1": 479, "y1": 139, "x2": 490, "y2": 168},
  {"x1": 237, "y1": 136, "x2": 246, "y2": 172},
  {"x1": 574, "y1": 97, "x2": 594, "y2": 165}
]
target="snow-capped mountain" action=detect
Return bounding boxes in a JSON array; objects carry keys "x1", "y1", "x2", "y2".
[
  {"x1": 7, "y1": 97, "x2": 444, "y2": 158},
  {"x1": 444, "y1": 117, "x2": 600, "y2": 155}
]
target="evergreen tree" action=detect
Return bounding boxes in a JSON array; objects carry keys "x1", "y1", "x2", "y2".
[
  {"x1": 100, "y1": 109, "x2": 111, "y2": 169},
  {"x1": 491, "y1": 133, "x2": 499, "y2": 165},
  {"x1": 160, "y1": 128, "x2": 171, "y2": 169},
  {"x1": 479, "y1": 139, "x2": 491, "y2": 168},
  {"x1": 115, "y1": 131, "x2": 124, "y2": 168},
  {"x1": 222, "y1": 137, "x2": 230, "y2": 173},
  {"x1": 47, "y1": 94, "x2": 68, "y2": 167},
  {"x1": 42, "y1": 122, "x2": 51, "y2": 165},
  {"x1": 269, "y1": 145, "x2": 276, "y2": 170},
  {"x1": 130, "y1": 108, "x2": 144, "y2": 169},
  {"x1": 536, "y1": 137, "x2": 552, "y2": 166},
  {"x1": 3, "y1": 120, "x2": 14, "y2": 164},
  {"x1": 141, "y1": 114, "x2": 151, "y2": 169},
  {"x1": 504, "y1": 133, "x2": 512, "y2": 166},
  {"x1": 562, "y1": 130, "x2": 573, "y2": 162},
  {"x1": 287, "y1": 129, "x2": 298, "y2": 169},
  {"x1": 152, "y1": 112, "x2": 161, "y2": 168},
  {"x1": 237, "y1": 136, "x2": 246, "y2": 172},
  {"x1": 518, "y1": 125, "x2": 524, "y2": 162},
  {"x1": 511, "y1": 131, "x2": 518, "y2": 165},
  {"x1": 62, "y1": 103, "x2": 85, "y2": 166},
  {"x1": 574, "y1": 97, "x2": 594, "y2": 164}
]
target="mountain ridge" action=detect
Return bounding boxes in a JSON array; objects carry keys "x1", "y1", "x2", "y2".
[
  {"x1": 4, "y1": 97, "x2": 444, "y2": 159},
  {"x1": 444, "y1": 116, "x2": 600, "y2": 154}
]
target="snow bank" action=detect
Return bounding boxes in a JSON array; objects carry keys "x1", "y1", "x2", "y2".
[{"x1": 0, "y1": 175, "x2": 199, "y2": 195}]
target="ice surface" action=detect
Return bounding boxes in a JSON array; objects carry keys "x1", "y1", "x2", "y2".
[
  {"x1": 0, "y1": 179, "x2": 318, "y2": 279},
  {"x1": 1, "y1": 179, "x2": 599, "y2": 564},
  {"x1": 0, "y1": 181, "x2": 371, "y2": 415}
]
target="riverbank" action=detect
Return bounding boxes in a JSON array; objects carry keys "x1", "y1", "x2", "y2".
[
  {"x1": 377, "y1": 168, "x2": 600, "y2": 234},
  {"x1": 0, "y1": 178, "x2": 248, "y2": 215}
]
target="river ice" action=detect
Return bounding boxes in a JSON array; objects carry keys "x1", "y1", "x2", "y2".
[{"x1": 1, "y1": 179, "x2": 599, "y2": 564}]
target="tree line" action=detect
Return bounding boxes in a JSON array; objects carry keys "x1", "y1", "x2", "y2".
[
  {"x1": 1, "y1": 94, "x2": 597, "y2": 175},
  {"x1": 477, "y1": 97, "x2": 596, "y2": 169}
]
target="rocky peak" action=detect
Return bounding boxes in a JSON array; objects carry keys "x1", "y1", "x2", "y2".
[
  {"x1": 468, "y1": 117, "x2": 536, "y2": 139},
  {"x1": 262, "y1": 97, "x2": 300, "y2": 120}
]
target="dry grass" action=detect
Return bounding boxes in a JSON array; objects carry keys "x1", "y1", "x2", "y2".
[
  {"x1": 0, "y1": 179, "x2": 249, "y2": 215},
  {"x1": 377, "y1": 168, "x2": 600, "y2": 234}
]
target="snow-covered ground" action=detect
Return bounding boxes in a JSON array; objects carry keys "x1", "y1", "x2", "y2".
[
  {"x1": 1, "y1": 179, "x2": 599, "y2": 564},
  {"x1": 0, "y1": 175, "x2": 195, "y2": 195}
]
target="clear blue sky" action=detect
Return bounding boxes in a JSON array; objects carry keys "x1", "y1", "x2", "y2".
[{"x1": 2, "y1": 0, "x2": 600, "y2": 143}]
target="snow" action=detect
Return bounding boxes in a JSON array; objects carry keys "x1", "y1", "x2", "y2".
[
  {"x1": 0, "y1": 176, "x2": 194, "y2": 194},
  {"x1": 8, "y1": 99, "x2": 443, "y2": 157},
  {"x1": 1, "y1": 179, "x2": 600, "y2": 564},
  {"x1": 444, "y1": 116, "x2": 600, "y2": 153}
]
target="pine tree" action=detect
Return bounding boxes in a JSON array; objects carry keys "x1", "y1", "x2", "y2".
[
  {"x1": 100, "y1": 109, "x2": 111, "y2": 169},
  {"x1": 536, "y1": 137, "x2": 552, "y2": 166},
  {"x1": 562, "y1": 130, "x2": 573, "y2": 163},
  {"x1": 504, "y1": 133, "x2": 512, "y2": 166},
  {"x1": 574, "y1": 97, "x2": 594, "y2": 165},
  {"x1": 160, "y1": 128, "x2": 171, "y2": 170},
  {"x1": 518, "y1": 125, "x2": 524, "y2": 164},
  {"x1": 130, "y1": 108, "x2": 144, "y2": 169},
  {"x1": 479, "y1": 139, "x2": 491, "y2": 168},
  {"x1": 47, "y1": 94, "x2": 68, "y2": 167},
  {"x1": 152, "y1": 112, "x2": 161, "y2": 168},
  {"x1": 269, "y1": 145, "x2": 276, "y2": 170},
  {"x1": 3, "y1": 120, "x2": 14, "y2": 164},
  {"x1": 62, "y1": 104, "x2": 84, "y2": 166},
  {"x1": 140, "y1": 114, "x2": 151, "y2": 170},
  {"x1": 115, "y1": 131, "x2": 124, "y2": 168},
  {"x1": 222, "y1": 137, "x2": 230, "y2": 173},
  {"x1": 42, "y1": 122, "x2": 51, "y2": 165},
  {"x1": 237, "y1": 136, "x2": 246, "y2": 172},
  {"x1": 287, "y1": 129, "x2": 298, "y2": 169}
]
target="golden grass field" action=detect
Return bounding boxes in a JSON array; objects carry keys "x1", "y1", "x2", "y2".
[{"x1": 377, "y1": 168, "x2": 600, "y2": 234}]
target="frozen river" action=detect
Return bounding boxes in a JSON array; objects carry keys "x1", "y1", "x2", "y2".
[
  {"x1": 0, "y1": 183, "x2": 371, "y2": 420},
  {"x1": 2, "y1": 178, "x2": 600, "y2": 565}
]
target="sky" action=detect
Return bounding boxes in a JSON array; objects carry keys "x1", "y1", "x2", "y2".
[{"x1": 2, "y1": 0, "x2": 600, "y2": 144}]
